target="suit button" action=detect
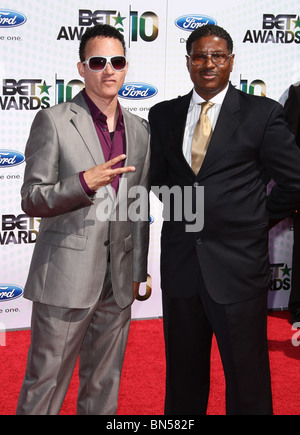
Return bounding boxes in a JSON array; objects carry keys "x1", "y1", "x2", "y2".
[
  {"x1": 104, "y1": 240, "x2": 110, "y2": 246},
  {"x1": 193, "y1": 182, "x2": 199, "y2": 188},
  {"x1": 196, "y1": 239, "x2": 203, "y2": 245}
]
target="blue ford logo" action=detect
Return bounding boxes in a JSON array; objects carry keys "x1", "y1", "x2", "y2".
[
  {"x1": 0, "y1": 150, "x2": 25, "y2": 167},
  {"x1": 0, "y1": 285, "x2": 23, "y2": 302},
  {"x1": 0, "y1": 9, "x2": 27, "y2": 28},
  {"x1": 175, "y1": 15, "x2": 217, "y2": 32},
  {"x1": 119, "y1": 83, "x2": 158, "y2": 100}
]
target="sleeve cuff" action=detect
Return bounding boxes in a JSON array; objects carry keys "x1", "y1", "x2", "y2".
[{"x1": 79, "y1": 171, "x2": 96, "y2": 197}]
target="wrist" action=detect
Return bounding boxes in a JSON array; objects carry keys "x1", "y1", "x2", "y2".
[{"x1": 79, "y1": 171, "x2": 96, "y2": 196}]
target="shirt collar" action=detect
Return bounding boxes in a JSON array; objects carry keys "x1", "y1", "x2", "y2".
[{"x1": 192, "y1": 83, "x2": 229, "y2": 107}]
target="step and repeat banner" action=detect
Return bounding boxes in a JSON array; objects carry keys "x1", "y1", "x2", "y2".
[{"x1": 0, "y1": 0, "x2": 299, "y2": 330}]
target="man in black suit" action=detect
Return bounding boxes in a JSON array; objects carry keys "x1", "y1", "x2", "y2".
[
  {"x1": 284, "y1": 84, "x2": 300, "y2": 324},
  {"x1": 149, "y1": 25, "x2": 300, "y2": 415}
]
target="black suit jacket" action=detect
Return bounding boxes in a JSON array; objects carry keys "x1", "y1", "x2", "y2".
[
  {"x1": 149, "y1": 84, "x2": 300, "y2": 304},
  {"x1": 284, "y1": 84, "x2": 300, "y2": 146},
  {"x1": 284, "y1": 84, "x2": 300, "y2": 310}
]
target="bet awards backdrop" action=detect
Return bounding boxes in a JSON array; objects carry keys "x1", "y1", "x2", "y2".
[{"x1": 0, "y1": 0, "x2": 299, "y2": 330}]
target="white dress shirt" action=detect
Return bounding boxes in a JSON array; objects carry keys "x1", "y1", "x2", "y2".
[{"x1": 182, "y1": 84, "x2": 229, "y2": 167}]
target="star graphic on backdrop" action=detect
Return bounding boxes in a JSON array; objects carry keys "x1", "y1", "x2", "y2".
[
  {"x1": 281, "y1": 264, "x2": 292, "y2": 277},
  {"x1": 38, "y1": 81, "x2": 52, "y2": 95},
  {"x1": 113, "y1": 12, "x2": 126, "y2": 27},
  {"x1": 293, "y1": 15, "x2": 300, "y2": 29}
]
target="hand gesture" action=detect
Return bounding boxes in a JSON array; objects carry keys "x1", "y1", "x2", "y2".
[{"x1": 83, "y1": 154, "x2": 135, "y2": 191}]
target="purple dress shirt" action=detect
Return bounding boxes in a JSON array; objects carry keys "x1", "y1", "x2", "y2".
[{"x1": 79, "y1": 89, "x2": 126, "y2": 194}]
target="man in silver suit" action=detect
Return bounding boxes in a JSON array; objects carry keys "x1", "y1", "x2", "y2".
[{"x1": 16, "y1": 24, "x2": 150, "y2": 415}]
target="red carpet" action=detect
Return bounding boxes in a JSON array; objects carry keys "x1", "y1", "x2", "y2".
[{"x1": 0, "y1": 311, "x2": 299, "y2": 415}]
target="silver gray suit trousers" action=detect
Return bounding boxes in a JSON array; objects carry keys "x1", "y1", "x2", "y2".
[{"x1": 16, "y1": 265, "x2": 131, "y2": 415}]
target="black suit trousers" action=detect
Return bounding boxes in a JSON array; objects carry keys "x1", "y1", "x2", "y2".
[
  {"x1": 162, "y1": 270, "x2": 273, "y2": 415},
  {"x1": 289, "y1": 211, "x2": 300, "y2": 316}
]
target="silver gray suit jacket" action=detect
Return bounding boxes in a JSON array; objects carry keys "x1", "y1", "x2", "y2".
[{"x1": 21, "y1": 92, "x2": 150, "y2": 309}]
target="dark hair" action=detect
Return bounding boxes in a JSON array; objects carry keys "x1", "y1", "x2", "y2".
[
  {"x1": 79, "y1": 24, "x2": 126, "y2": 61},
  {"x1": 186, "y1": 24, "x2": 233, "y2": 55}
]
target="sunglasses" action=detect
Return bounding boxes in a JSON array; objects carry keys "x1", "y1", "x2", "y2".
[{"x1": 83, "y1": 55, "x2": 127, "y2": 72}]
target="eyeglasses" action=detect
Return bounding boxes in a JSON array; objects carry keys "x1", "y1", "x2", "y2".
[
  {"x1": 187, "y1": 53, "x2": 233, "y2": 67},
  {"x1": 83, "y1": 55, "x2": 127, "y2": 72}
]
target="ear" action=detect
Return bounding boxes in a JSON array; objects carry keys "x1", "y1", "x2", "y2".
[
  {"x1": 186, "y1": 55, "x2": 191, "y2": 72},
  {"x1": 77, "y1": 62, "x2": 85, "y2": 78},
  {"x1": 229, "y1": 54, "x2": 235, "y2": 73}
]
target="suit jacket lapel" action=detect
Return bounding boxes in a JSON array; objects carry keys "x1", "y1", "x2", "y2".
[
  {"x1": 69, "y1": 93, "x2": 105, "y2": 166},
  {"x1": 170, "y1": 92, "x2": 195, "y2": 179},
  {"x1": 197, "y1": 84, "x2": 241, "y2": 177},
  {"x1": 121, "y1": 108, "x2": 136, "y2": 172},
  {"x1": 114, "y1": 109, "x2": 135, "y2": 204},
  {"x1": 168, "y1": 85, "x2": 241, "y2": 179},
  {"x1": 69, "y1": 93, "x2": 115, "y2": 201}
]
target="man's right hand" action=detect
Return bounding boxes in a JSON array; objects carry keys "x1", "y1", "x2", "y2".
[{"x1": 83, "y1": 154, "x2": 136, "y2": 191}]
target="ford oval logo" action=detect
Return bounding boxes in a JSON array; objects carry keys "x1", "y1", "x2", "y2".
[
  {"x1": 0, "y1": 9, "x2": 27, "y2": 28},
  {"x1": 119, "y1": 83, "x2": 158, "y2": 100},
  {"x1": 0, "y1": 285, "x2": 23, "y2": 302},
  {"x1": 0, "y1": 150, "x2": 25, "y2": 168},
  {"x1": 175, "y1": 15, "x2": 217, "y2": 32}
]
